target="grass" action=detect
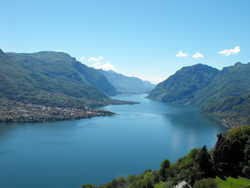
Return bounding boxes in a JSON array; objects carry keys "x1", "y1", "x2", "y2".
[
  {"x1": 153, "y1": 176, "x2": 250, "y2": 188},
  {"x1": 215, "y1": 176, "x2": 250, "y2": 188},
  {"x1": 154, "y1": 181, "x2": 165, "y2": 188}
]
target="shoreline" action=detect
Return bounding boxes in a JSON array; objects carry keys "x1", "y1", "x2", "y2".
[
  {"x1": 0, "y1": 98, "x2": 125, "y2": 123},
  {"x1": 221, "y1": 117, "x2": 249, "y2": 129}
]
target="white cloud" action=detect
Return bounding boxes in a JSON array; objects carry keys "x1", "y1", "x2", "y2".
[
  {"x1": 80, "y1": 57, "x2": 85, "y2": 61},
  {"x1": 88, "y1": 56, "x2": 104, "y2": 62},
  {"x1": 93, "y1": 61, "x2": 115, "y2": 71},
  {"x1": 219, "y1": 46, "x2": 240, "y2": 56},
  {"x1": 192, "y1": 52, "x2": 204, "y2": 59},
  {"x1": 55, "y1": 49, "x2": 63, "y2": 52},
  {"x1": 218, "y1": 49, "x2": 228, "y2": 55},
  {"x1": 176, "y1": 50, "x2": 188, "y2": 58}
]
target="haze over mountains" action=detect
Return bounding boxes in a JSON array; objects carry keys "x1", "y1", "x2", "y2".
[{"x1": 97, "y1": 69, "x2": 155, "y2": 94}]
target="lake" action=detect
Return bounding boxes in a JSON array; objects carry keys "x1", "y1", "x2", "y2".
[{"x1": 0, "y1": 94, "x2": 228, "y2": 188}]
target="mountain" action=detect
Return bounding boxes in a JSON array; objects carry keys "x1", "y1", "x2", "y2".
[
  {"x1": 193, "y1": 62, "x2": 250, "y2": 109},
  {"x1": 7, "y1": 51, "x2": 116, "y2": 95},
  {"x1": 203, "y1": 91, "x2": 250, "y2": 118},
  {"x1": 147, "y1": 62, "x2": 250, "y2": 126},
  {"x1": 147, "y1": 64, "x2": 219, "y2": 104},
  {"x1": 0, "y1": 49, "x2": 60, "y2": 98},
  {"x1": 0, "y1": 49, "x2": 117, "y2": 107},
  {"x1": 97, "y1": 69, "x2": 155, "y2": 94},
  {"x1": 202, "y1": 92, "x2": 250, "y2": 127}
]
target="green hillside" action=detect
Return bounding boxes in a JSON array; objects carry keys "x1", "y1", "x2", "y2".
[
  {"x1": 97, "y1": 69, "x2": 155, "y2": 94},
  {"x1": 193, "y1": 62, "x2": 250, "y2": 109},
  {"x1": 0, "y1": 49, "x2": 61, "y2": 98},
  {"x1": 147, "y1": 62, "x2": 250, "y2": 125},
  {"x1": 201, "y1": 92, "x2": 250, "y2": 127},
  {"x1": 7, "y1": 51, "x2": 116, "y2": 95},
  {"x1": 148, "y1": 64, "x2": 219, "y2": 104},
  {"x1": 0, "y1": 49, "x2": 116, "y2": 107}
]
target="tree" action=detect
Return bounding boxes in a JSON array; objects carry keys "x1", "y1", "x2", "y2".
[
  {"x1": 127, "y1": 174, "x2": 137, "y2": 187},
  {"x1": 111, "y1": 177, "x2": 127, "y2": 188},
  {"x1": 195, "y1": 145, "x2": 213, "y2": 177},
  {"x1": 142, "y1": 173, "x2": 154, "y2": 188},
  {"x1": 151, "y1": 170, "x2": 160, "y2": 184},
  {"x1": 159, "y1": 159, "x2": 170, "y2": 181},
  {"x1": 228, "y1": 127, "x2": 241, "y2": 141},
  {"x1": 244, "y1": 140, "x2": 250, "y2": 165},
  {"x1": 111, "y1": 178, "x2": 119, "y2": 188},
  {"x1": 243, "y1": 165, "x2": 250, "y2": 178},
  {"x1": 230, "y1": 139, "x2": 244, "y2": 169},
  {"x1": 187, "y1": 148, "x2": 199, "y2": 160},
  {"x1": 221, "y1": 144, "x2": 230, "y2": 170},
  {"x1": 214, "y1": 140, "x2": 230, "y2": 172},
  {"x1": 82, "y1": 184, "x2": 97, "y2": 188}
]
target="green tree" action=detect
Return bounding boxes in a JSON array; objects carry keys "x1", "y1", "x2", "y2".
[
  {"x1": 111, "y1": 178, "x2": 119, "y2": 188},
  {"x1": 244, "y1": 140, "x2": 250, "y2": 165},
  {"x1": 111, "y1": 177, "x2": 127, "y2": 188},
  {"x1": 82, "y1": 184, "x2": 97, "y2": 188},
  {"x1": 142, "y1": 173, "x2": 154, "y2": 188},
  {"x1": 127, "y1": 174, "x2": 137, "y2": 188},
  {"x1": 151, "y1": 170, "x2": 160, "y2": 184},
  {"x1": 187, "y1": 148, "x2": 199, "y2": 160},
  {"x1": 213, "y1": 140, "x2": 229, "y2": 172},
  {"x1": 159, "y1": 159, "x2": 170, "y2": 181},
  {"x1": 221, "y1": 144, "x2": 230, "y2": 170},
  {"x1": 195, "y1": 145, "x2": 213, "y2": 177},
  {"x1": 228, "y1": 127, "x2": 241, "y2": 141},
  {"x1": 230, "y1": 139, "x2": 244, "y2": 169}
]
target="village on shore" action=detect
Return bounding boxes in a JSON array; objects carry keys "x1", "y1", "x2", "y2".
[{"x1": 0, "y1": 98, "x2": 117, "y2": 122}]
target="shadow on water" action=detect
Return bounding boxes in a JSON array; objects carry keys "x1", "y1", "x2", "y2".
[
  {"x1": 164, "y1": 103, "x2": 228, "y2": 132},
  {"x1": 0, "y1": 122, "x2": 29, "y2": 136}
]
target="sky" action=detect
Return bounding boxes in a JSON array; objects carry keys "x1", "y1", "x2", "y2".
[{"x1": 0, "y1": 0, "x2": 249, "y2": 84}]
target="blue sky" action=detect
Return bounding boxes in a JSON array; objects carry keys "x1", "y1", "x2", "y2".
[{"x1": 0, "y1": 0, "x2": 249, "y2": 84}]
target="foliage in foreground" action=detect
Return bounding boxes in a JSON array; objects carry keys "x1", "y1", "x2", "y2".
[
  {"x1": 215, "y1": 176, "x2": 250, "y2": 188},
  {"x1": 82, "y1": 126, "x2": 250, "y2": 188},
  {"x1": 193, "y1": 178, "x2": 218, "y2": 188}
]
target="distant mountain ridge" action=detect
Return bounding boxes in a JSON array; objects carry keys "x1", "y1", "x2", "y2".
[
  {"x1": 148, "y1": 62, "x2": 250, "y2": 126},
  {"x1": 97, "y1": 69, "x2": 155, "y2": 94},
  {"x1": 0, "y1": 49, "x2": 117, "y2": 107}
]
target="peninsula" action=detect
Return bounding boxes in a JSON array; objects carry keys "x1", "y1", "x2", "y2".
[{"x1": 0, "y1": 98, "x2": 116, "y2": 122}]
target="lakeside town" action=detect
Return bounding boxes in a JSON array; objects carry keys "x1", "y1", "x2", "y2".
[{"x1": 0, "y1": 98, "x2": 117, "y2": 122}]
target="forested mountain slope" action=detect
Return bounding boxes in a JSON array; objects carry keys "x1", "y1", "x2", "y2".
[
  {"x1": 193, "y1": 62, "x2": 250, "y2": 109},
  {"x1": 7, "y1": 51, "x2": 116, "y2": 95},
  {"x1": 0, "y1": 49, "x2": 117, "y2": 107},
  {"x1": 148, "y1": 62, "x2": 250, "y2": 126},
  {"x1": 147, "y1": 64, "x2": 219, "y2": 104}
]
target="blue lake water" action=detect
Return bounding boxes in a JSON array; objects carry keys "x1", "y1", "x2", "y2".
[{"x1": 0, "y1": 94, "x2": 228, "y2": 188}]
